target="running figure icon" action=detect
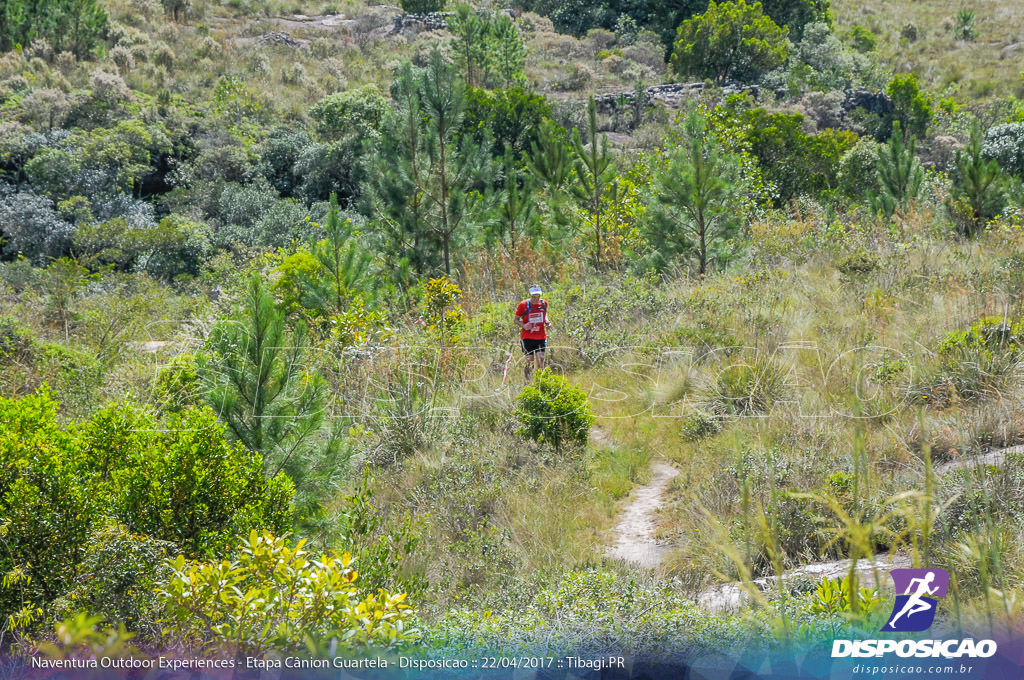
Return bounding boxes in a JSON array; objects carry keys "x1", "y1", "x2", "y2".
[
  {"x1": 882, "y1": 568, "x2": 950, "y2": 632},
  {"x1": 887, "y1": 572, "x2": 939, "y2": 627}
]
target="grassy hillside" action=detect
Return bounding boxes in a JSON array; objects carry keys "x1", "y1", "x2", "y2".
[
  {"x1": 2, "y1": 0, "x2": 1024, "y2": 663},
  {"x1": 832, "y1": 0, "x2": 1024, "y2": 98}
]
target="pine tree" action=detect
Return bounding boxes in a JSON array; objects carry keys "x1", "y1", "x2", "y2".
[
  {"x1": 491, "y1": 148, "x2": 537, "y2": 258},
  {"x1": 527, "y1": 119, "x2": 572, "y2": 193},
  {"x1": 450, "y1": 4, "x2": 491, "y2": 88},
  {"x1": 872, "y1": 121, "x2": 924, "y2": 217},
  {"x1": 312, "y1": 194, "x2": 374, "y2": 312},
  {"x1": 64, "y1": 0, "x2": 109, "y2": 57},
  {"x1": 364, "y1": 63, "x2": 439, "y2": 277},
  {"x1": 204, "y1": 273, "x2": 344, "y2": 503},
  {"x1": 0, "y1": 2, "x2": 26, "y2": 52},
  {"x1": 525, "y1": 119, "x2": 573, "y2": 239},
  {"x1": 0, "y1": 0, "x2": 107, "y2": 57},
  {"x1": 950, "y1": 121, "x2": 1007, "y2": 237},
  {"x1": 365, "y1": 52, "x2": 495, "y2": 278},
  {"x1": 418, "y1": 49, "x2": 496, "y2": 277},
  {"x1": 281, "y1": 194, "x2": 375, "y2": 323},
  {"x1": 489, "y1": 14, "x2": 527, "y2": 89},
  {"x1": 646, "y1": 107, "x2": 743, "y2": 275},
  {"x1": 569, "y1": 97, "x2": 617, "y2": 271}
]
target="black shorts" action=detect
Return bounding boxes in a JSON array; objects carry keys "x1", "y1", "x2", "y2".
[{"x1": 521, "y1": 338, "x2": 546, "y2": 355}]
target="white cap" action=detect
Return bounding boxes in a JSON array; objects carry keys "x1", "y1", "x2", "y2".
[{"x1": 529, "y1": 285, "x2": 543, "y2": 295}]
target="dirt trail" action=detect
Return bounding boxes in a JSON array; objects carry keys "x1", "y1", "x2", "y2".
[
  {"x1": 597, "y1": 432, "x2": 1022, "y2": 589},
  {"x1": 606, "y1": 461, "x2": 679, "y2": 568}
]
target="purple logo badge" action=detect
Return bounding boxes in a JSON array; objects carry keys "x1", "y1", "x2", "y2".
[{"x1": 881, "y1": 568, "x2": 950, "y2": 632}]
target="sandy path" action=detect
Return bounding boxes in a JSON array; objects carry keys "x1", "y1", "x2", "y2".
[{"x1": 606, "y1": 461, "x2": 679, "y2": 568}]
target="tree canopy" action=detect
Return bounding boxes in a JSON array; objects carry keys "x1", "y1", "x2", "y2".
[{"x1": 671, "y1": 0, "x2": 790, "y2": 84}]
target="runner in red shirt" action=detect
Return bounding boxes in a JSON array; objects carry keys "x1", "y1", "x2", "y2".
[{"x1": 515, "y1": 285, "x2": 552, "y2": 380}]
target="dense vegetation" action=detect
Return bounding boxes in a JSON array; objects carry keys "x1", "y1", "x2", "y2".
[{"x1": 2, "y1": 0, "x2": 1024, "y2": 662}]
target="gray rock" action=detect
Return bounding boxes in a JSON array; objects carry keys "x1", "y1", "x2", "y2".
[
  {"x1": 591, "y1": 81, "x2": 758, "y2": 114},
  {"x1": 258, "y1": 31, "x2": 302, "y2": 47},
  {"x1": 843, "y1": 88, "x2": 894, "y2": 116}
]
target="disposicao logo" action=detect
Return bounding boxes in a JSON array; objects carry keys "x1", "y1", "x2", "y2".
[
  {"x1": 881, "y1": 568, "x2": 949, "y2": 632},
  {"x1": 831, "y1": 567, "x2": 998, "y2": 659}
]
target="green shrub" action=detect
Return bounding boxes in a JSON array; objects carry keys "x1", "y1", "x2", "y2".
[
  {"x1": 335, "y1": 468, "x2": 426, "y2": 600},
  {"x1": 808, "y1": 576, "x2": 883, "y2": 616},
  {"x1": 671, "y1": 0, "x2": 789, "y2": 84},
  {"x1": 886, "y1": 74, "x2": 932, "y2": 140},
  {"x1": 681, "y1": 409, "x2": 722, "y2": 441},
  {"x1": 982, "y1": 123, "x2": 1024, "y2": 178},
  {"x1": 708, "y1": 355, "x2": 789, "y2": 415},
  {"x1": 938, "y1": 316, "x2": 1024, "y2": 355},
  {"x1": 917, "y1": 315, "x2": 1019, "y2": 405},
  {"x1": 159, "y1": 531, "x2": 419, "y2": 655},
  {"x1": 917, "y1": 317, "x2": 1024, "y2": 407},
  {"x1": 848, "y1": 25, "x2": 876, "y2": 53},
  {"x1": 309, "y1": 85, "x2": 388, "y2": 141},
  {"x1": 93, "y1": 404, "x2": 295, "y2": 557},
  {"x1": 836, "y1": 137, "x2": 881, "y2": 200},
  {"x1": 790, "y1": 21, "x2": 869, "y2": 90},
  {"x1": 914, "y1": 346, "x2": 1017, "y2": 407},
  {"x1": 30, "y1": 611, "x2": 138, "y2": 660},
  {"x1": 145, "y1": 215, "x2": 214, "y2": 279},
  {"x1": 0, "y1": 392, "x2": 294, "y2": 625},
  {"x1": 871, "y1": 358, "x2": 907, "y2": 384},
  {"x1": 0, "y1": 391, "x2": 96, "y2": 623},
  {"x1": 151, "y1": 352, "x2": 202, "y2": 413},
  {"x1": 515, "y1": 369, "x2": 594, "y2": 451},
  {"x1": 0, "y1": 317, "x2": 35, "y2": 362},
  {"x1": 74, "y1": 215, "x2": 212, "y2": 279},
  {"x1": 835, "y1": 250, "x2": 879, "y2": 278},
  {"x1": 53, "y1": 523, "x2": 175, "y2": 637},
  {"x1": 735, "y1": 108, "x2": 858, "y2": 206},
  {"x1": 758, "y1": 0, "x2": 832, "y2": 42}
]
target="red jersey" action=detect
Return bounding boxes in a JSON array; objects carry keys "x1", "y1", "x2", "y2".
[{"x1": 516, "y1": 299, "x2": 547, "y2": 340}]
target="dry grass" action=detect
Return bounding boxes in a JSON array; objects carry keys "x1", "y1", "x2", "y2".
[
  {"x1": 832, "y1": 0, "x2": 1024, "y2": 99},
  {"x1": 544, "y1": 207, "x2": 1024, "y2": 593}
]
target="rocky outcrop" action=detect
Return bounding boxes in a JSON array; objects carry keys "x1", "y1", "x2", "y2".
[
  {"x1": 597, "y1": 84, "x2": 894, "y2": 119},
  {"x1": 591, "y1": 81, "x2": 760, "y2": 114},
  {"x1": 392, "y1": 8, "x2": 514, "y2": 32},
  {"x1": 258, "y1": 32, "x2": 304, "y2": 47},
  {"x1": 842, "y1": 88, "x2": 894, "y2": 117},
  {"x1": 392, "y1": 11, "x2": 454, "y2": 32}
]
